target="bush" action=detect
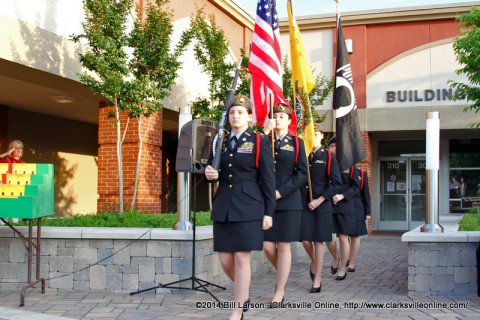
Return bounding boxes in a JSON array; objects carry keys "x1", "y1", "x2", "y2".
[
  {"x1": 6, "y1": 211, "x2": 213, "y2": 228},
  {"x1": 458, "y1": 211, "x2": 480, "y2": 231}
]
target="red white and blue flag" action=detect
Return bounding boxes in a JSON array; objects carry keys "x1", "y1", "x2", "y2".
[{"x1": 249, "y1": 0, "x2": 296, "y2": 133}]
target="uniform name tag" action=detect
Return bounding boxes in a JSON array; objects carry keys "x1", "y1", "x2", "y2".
[{"x1": 314, "y1": 160, "x2": 326, "y2": 164}]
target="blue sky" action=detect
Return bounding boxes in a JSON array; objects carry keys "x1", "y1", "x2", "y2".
[{"x1": 233, "y1": 0, "x2": 479, "y2": 18}]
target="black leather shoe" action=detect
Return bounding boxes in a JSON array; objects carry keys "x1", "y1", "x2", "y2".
[
  {"x1": 330, "y1": 260, "x2": 339, "y2": 275},
  {"x1": 310, "y1": 284, "x2": 321, "y2": 293},
  {"x1": 336, "y1": 273, "x2": 347, "y2": 281},
  {"x1": 347, "y1": 267, "x2": 355, "y2": 272},
  {"x1": 242, "y1": 298, "x2": 250, "y2": 312}
]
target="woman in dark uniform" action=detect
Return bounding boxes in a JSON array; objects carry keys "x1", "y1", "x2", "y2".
[
  {"x1": 205, "y1": 94, "x2": 275, "y2": 320},
  {"x1": 329, "y1": 137, "x2": 361, "y2": 281},
  {"x1": 300, "y1": 126, "x2": 341, "y2": 292},
  {"x1": 347, "y1": 166, "x2": 371, "y2": 272},
  {"x1": 263, "y1": 104, "x2": 308, "y2": 304}
]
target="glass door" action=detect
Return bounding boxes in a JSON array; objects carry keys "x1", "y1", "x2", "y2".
[{"x1": 379, "y1": 158, "x2": 426, "y2": 230}]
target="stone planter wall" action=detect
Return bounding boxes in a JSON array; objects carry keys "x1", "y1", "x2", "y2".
[
  {"x1": 402, "y1": 218, "x2": 479, "y2": 297},
  {"x1": 0, "y1": 226, "x2": 307, "y2": 292}
]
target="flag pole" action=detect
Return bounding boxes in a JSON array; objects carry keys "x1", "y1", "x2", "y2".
[{"x1": 269, "y1": 92, "x2": 275, "y2": 171}]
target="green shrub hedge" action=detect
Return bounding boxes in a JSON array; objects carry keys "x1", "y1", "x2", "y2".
[{"x1": 5, "y1": 211, "x2": 212, "y2": 228}]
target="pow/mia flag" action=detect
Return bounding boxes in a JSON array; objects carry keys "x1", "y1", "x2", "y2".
[{"x1": 332, "y1": 17, "x2": 365, "y2": 172}]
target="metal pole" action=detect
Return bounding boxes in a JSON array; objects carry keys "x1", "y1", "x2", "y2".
[
  {"x1": 173, "y1": 107, "x2": 193, "y2": 230},
  {"x1": 421, "y1": 112, "x2": 443, "y2": 233}
]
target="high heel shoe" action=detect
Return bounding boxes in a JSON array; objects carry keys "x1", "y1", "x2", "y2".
[
  {"x1": 310, "y1": 284, "x2": 321, "y2": 293},
  {"x1": 335, "y1": 273, "x2": 347, "y2": 281},
  {"x1": 347, "y1": 266, "x2": 355, "y2": 272},
  {"x1": 242, "y1": 298, "x2": 250, "y2": 312},
  {"x1": 330, "y1": 259, "x2": 340, "y2": 275}
]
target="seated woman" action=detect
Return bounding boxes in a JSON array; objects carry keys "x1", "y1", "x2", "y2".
[{"x1": 0, "y1": 140, "x2": 26, "y2": 163}]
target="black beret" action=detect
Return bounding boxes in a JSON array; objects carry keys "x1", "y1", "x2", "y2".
[
  {"x1": 228, "y1": 94, "x2": 253, "y2": 113},
  {"x1": 272, "y1": 104, "x2": 292, "y2": 116},
  {"x1": 328, "y1": 136, "x2": 336, "y2": 145}
]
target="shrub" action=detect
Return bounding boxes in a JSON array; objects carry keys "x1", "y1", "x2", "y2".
[{"x1": 458, "y1": 211, "x2": 480, "y2": 231}]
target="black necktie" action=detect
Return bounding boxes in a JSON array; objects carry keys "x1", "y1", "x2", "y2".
[{"x1": 230, "y1": 136, "x2": 237, "y2": 149}]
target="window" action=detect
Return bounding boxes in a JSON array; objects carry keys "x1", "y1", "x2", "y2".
[{"x1": 449, "y1": 139, "x2": 480, "y2": 213}]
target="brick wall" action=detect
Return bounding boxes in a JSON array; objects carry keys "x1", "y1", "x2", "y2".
[
  {"x1": 358, "y1": 132, "x2": 373, "y2": 234},
  {"x1": 97, "y1": 105, "x2": 164, "y2": 213}
]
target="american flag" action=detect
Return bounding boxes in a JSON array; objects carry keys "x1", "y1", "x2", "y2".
[{"x1": 249, "y1": 0, "x2": 295, "y2": 132}]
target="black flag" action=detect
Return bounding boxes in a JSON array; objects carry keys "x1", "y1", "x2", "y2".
[{"x1": 332, "y1": 18, "x2": 365, "y2": 172}]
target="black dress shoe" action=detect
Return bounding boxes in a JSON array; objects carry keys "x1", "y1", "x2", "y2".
[
  {"x1": 310, "y1": 284, "x2": 321, "y2": 293},
  {"x1": 347, "y1": 267, "x2": 355, "y2": 272},
  {"x1": 335, "y1": 273, "x2": 347, "y2": 281},
  {"x1": 330, "y1": 260, "x2": 339, "y2": 275},
  {"x1": 242, "y1": 298, "x2": 250, "y2": 312}
]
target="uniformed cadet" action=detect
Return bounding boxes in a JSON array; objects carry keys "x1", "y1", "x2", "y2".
[
  {"x1": 347, "y1": 166, "x2": 371, "y2": 272},
  {"x1": 262, "y1": 103, "x2": 308, "y2": 305},
  {"x1": 300, "y1": 125, "x2": 342, "y2": 292},
  {"x1": 205, "y1": 94, "x2": 275, "y2": 320},
  {"x1": 329, "y1": 137, "x2": 361, "y2": 281}
]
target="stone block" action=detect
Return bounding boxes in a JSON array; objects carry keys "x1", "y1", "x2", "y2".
[
  {"x1": 172, "y1": 258, "x2": 192, "y2": 275},
  {"x1": 49, "y1": 272, "x2": 73, "y2": 289},
  {"x1": 130, "y1": 241, "x2": 146, "y2": 257},
  {"x1": 454, "y1": 267, "x2": 470, "y2": 284},
  {"x1": 0, "y1": 263, "x2": 17, "y2": 278},
  {"x1": 73, "y1": 280, "x2": 90, "y2": 292},
  {"x1": 89, "y1": 240, "x2": 113, "y2": 248},
  {"x1": 414, "y1": 274, "x2": 430, "y2": 292},
  {"x1": 73, "y1": 265, "x2": 90, "y2": 281},
  {"x1": 431, "y1": 274, "x2": 454, "y2": 291},
  {"x1": 154, "y1": 257, "x2": 164, "y2": 274},
  {"x1": 106, "y1": 273, "x2": 123, "y2": 290},
  {"x1": 73, "y1": 248, "x2": 97, "y2": 265},
  {"x1": 438, "y1": 250, "x2": 462, "y2": 267},
  {"x1": 147, "y1": 241, "x2": 171, "y2": 258},
  {"x1": 113, "y1": 240, "x2": 131, "y2": 265},
  {"x1": 139, "y1": 265, "x2": 155, "y2": 282},
  {"x1": 415, "y1": 250, "x2": 438, "y2": 267},
  {"x1": 98, "y1": 248, "x2": 114, "y2": 265},
  {"x1": 178, "y1": 242, "x2": 193, "y2": 258},
  {"x1": 9, "y1": 240, "x2": 25, "y2": 263},
  {"x1": 408, "y1": 249, "x2": 414, "y2": 266},
  {"x1": 431, "y1": 266, "x2": 453, "y2": 275},
  {"x1": 57, "y1": 256, "x2": 73, "y2": 273},
  {"x1": 65, "y1": 240, "x2": 88, "y2": 248},
  {"x1": 90, "y1": 265, "x2": 106, "y2": 290},
  {"x1": 131, "y1": 257, "x2": 154, "y2": 267},
  {"x1": 49, "y1": 256, "x2": 58, "y2": 272},
  {"x1": 0, "y1": 239, "x2": 8, "y2": 261},
  {"x1": 124, "y1": 265, "x2": 139, "y2": 274},
  {"x1": 453, "y1": 282, "x2": 472, "y2": 296},
  {"x1": 415, "y1": 267, "x2": 430, "y2": 275},
  {"x1": 123, "y1": 273, "x2": 138, "y2": 290},
  {"x1": 57, "y1": 248, "x2": 73, "y2": 256},
  {"x1": 106, "y1": 264, "x2": 123, "y2": 276},
  {"x1": 462, "y1": 245, "x2": 477, "y2": 266}
]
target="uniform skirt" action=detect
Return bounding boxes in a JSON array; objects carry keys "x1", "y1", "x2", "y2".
[
  {"x1": 333, "y1": 212, "x2": 356, "y2": 236},
  {"x1": 300, "y1": 209, "x2": 333, "y2": 243},
  {"x1": 213, "y1": 220, "x2": 263, "y2": 252},
  {"x1": 264, "y1": 210, "x2": 301, "y2": 242},
  {"x1": 351, "y1": 219, "x2": 368, "y2": 237}
]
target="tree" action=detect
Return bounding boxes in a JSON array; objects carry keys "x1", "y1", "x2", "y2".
[
  {"x1": 71, "y1": 0, "x2": 193, "y2": 212},
  {"x1": 450, "y1": 6, "x2": 480, "y2": 128}
]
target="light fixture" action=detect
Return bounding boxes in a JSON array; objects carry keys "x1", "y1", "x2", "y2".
[
  {"x1": 51, "y1": 96, "x2": 75, "y2": 104},
  {"x1": 345, "y1": 39, "x2": 353, "y2": 53}
]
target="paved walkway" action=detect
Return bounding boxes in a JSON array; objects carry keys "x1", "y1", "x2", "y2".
[{"x1": 1, "y1": 233, "x2": 479, "y2": 319}]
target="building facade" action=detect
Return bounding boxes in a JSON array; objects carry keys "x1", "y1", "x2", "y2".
[
  {"x1": 278, "y1": 2, "x2": 480, "y2": 231},
  {"x1": 0, "y1": 0, "x2": 253, "y2": 216}
]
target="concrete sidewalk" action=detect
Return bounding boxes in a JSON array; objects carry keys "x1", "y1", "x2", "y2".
[{"x1": 1, "y1": 234, "x2": 479, "y2": 319}]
